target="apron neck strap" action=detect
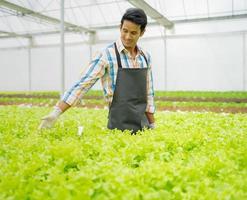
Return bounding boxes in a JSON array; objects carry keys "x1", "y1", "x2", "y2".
[
  {"x1": 114, "y1": 42, "x2": 123, "y2": 69},
  {"x1": 114, "y1": 42, "x2": 149, "y2": 68},
  {"x1": 140, "y1": 51, "x2": 148, "y2": 66}
]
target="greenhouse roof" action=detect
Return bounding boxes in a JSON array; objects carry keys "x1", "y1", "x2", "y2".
[{"x1": 0, "y1": 0, "x2": 247, "y2": 44}]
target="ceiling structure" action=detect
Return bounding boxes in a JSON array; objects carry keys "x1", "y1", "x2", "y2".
[{"x1": 0, "y1": 0, "x2": 247, "y2": 45}]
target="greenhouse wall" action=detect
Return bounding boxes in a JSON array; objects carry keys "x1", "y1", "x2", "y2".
[
  {"x1": 166, "y1": 33, "x2": 245, "y2": 91},
  {"x1": 0, "y1": 19, "x2": 246, "y2": 92}
]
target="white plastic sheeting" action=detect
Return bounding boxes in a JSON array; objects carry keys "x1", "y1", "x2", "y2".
[
  {"x1": 0, "y1": 27, "x2": 246, "y2": 91},
  {"x1": 0, "y1": 0, "x2": 247, "y2": 91},
  {"x1": 1, "y1": 0, "x2": 247, "y2": 47}
]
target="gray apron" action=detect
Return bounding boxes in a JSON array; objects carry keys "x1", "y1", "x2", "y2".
[{"x1": 107, "y1": 43, "x2": 149, "y2": 133}]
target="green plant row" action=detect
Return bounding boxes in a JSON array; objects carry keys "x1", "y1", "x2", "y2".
[
  {"x1": 0, "y1": 90, "x2": 247, "y2": 99},
  {"x1": 156, "y1": 100, "x2": 247, "y2": 108},
  {"x1": 0, "y1": 97, "x2": 58, "y2": 105},
  {"x1": 0, "y1": 91, "x2": 59, "y2": 96},
  {"x1": 0, "y1": 98, "x2": 106, "y2": 107},
  {"x1": 1, "y1": 97, "x2": 247, "y2": 109},
  {"x1": 155, "y1": 91, "x2": 247, "y2": 99},
  {"x1": 0, "y1": 106, "x2": 246, "y2": 200}
]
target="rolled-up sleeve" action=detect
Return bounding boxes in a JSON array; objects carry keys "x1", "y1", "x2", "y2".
[
  {"x1": 146, "y1": 54, "x2": 155, "y2": 113},
  {"x1": 61, "y1": 52, "x2": 106, "y2": 106}
]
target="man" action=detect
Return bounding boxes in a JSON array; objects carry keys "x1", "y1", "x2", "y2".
[{"x1": 39, "y1": 8, "x2": 155, "y2": 133}]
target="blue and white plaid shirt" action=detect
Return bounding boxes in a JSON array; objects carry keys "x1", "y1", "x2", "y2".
[{"x1": 62, "y1": 39, "x2": 155, "y2": 113}]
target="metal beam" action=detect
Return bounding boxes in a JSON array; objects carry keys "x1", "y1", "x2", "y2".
[
  {"x1": 1, "y1": 30, "x2": 247, "y2": 51},
  {"x1": 1, "y1": 13, "x2": 247, "y2": 39},
  {"x1": 174, "y1": 13, "x2": 247, "y2": 23},
  {"x1": 127, "y1": 0, "x2": 174, "y2": 29},
  {"x1": 0, "y1": 30, "x2": 31, "y2": 38},
  {"x1": 243, "y1": 33, "x2": 246, "y2": 91},
  {"x1": 28, "y1": 38, "x2": 32, "y2": 91},
  {"x1": 0, "y1": 0, "x2": 95, "y2": 34},
  {"x1": 60, "y1": 0, "x2": 65, "y2": 95},
  {"x1": 163, "y1": 28, "x2": 168, "y2": 90},
  {"x1": 91, "y1": 13, "x2": 247, "y2": 30},
  {"x1": 0, "y1": 30, "x2": 76, "y2": 39}
]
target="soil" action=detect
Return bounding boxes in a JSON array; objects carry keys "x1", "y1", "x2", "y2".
[
  {"x1": 156, "y1": 97, "x2": 247, "y2": 103},
  {"x1": 1, "y1": 93, "x2": 247, "y2": 113},
  {"x1": 1, "y1": 94, "x2": 247, "y2": 103},
  {"x1": 1, "y1": 101, "x2": 247, "y2": 114}
]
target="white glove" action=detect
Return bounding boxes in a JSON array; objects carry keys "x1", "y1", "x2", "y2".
[
  {"x1": 39, "y1": 106, "x2": 62, "y2": 129},
  {"x1": 148, "y1": 123, "x2": 155, "y2": 129}
]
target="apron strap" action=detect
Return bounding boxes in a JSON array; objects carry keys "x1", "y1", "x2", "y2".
[
  {"x1": 114, "y1": 42, "x2": 149, "y2": 68},
  {"x1": 140, "y1": 51, "x2": 149, "y2": 67},
  {"x1": 114, "y1": 42, "x2": 123, "y2": 69}
]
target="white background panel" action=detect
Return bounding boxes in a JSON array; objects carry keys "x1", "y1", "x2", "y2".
[
  {"x1": 0, "y1": 49, "x2": 28, "y2": 90},
  {"x1": 167, "y1": 34, "x2": 243, "y2": 90}
]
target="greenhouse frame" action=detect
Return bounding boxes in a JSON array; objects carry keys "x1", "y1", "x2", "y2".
[
  {"x1": 0, "y1": 1, "x2": 247, "y2": 200},
  {"x1": 0, "y1": 0, "x2": 247, "y2": 93}
]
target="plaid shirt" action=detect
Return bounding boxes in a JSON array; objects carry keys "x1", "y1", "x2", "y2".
[{"x1": 62, "y1": 39, "x2": 155, "y2": 113}]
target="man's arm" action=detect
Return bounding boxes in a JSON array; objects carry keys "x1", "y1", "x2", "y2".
[
  {"x1": 142, "y1": 50, "x2": 156, "y2": 129},
  {"x1": 145, "y1": 52, "x2": 155, "y2": 127},
  {"x1": 57, "y1": 100, "x2": 71, "y2": 113},
  {"x1": 39, "y1": 52, "x2": 107, "y2": 129}
]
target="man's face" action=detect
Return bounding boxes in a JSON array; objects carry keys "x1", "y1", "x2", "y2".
[{"x1": 120, "y1": 20, "x2": 144, "y2": 50}]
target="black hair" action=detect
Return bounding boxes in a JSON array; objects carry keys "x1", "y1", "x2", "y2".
[{"x1": 121, "y1": 8, "x2": 147, "y2": 32}]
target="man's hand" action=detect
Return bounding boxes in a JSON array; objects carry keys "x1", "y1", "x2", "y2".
[
  {"x1": 39, "y1": 106, "x2": 62, "y2": 129},
  {"x1": 148, "y1": 123, "x2": 155, "y2": 129},
  {"x1": 145, "y1": 112, "x2": 155, "y2": 129}
]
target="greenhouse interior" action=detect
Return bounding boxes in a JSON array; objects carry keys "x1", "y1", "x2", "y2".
[{"x1": 0, "y1": 0, "x2": 246, "y2": 199}]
